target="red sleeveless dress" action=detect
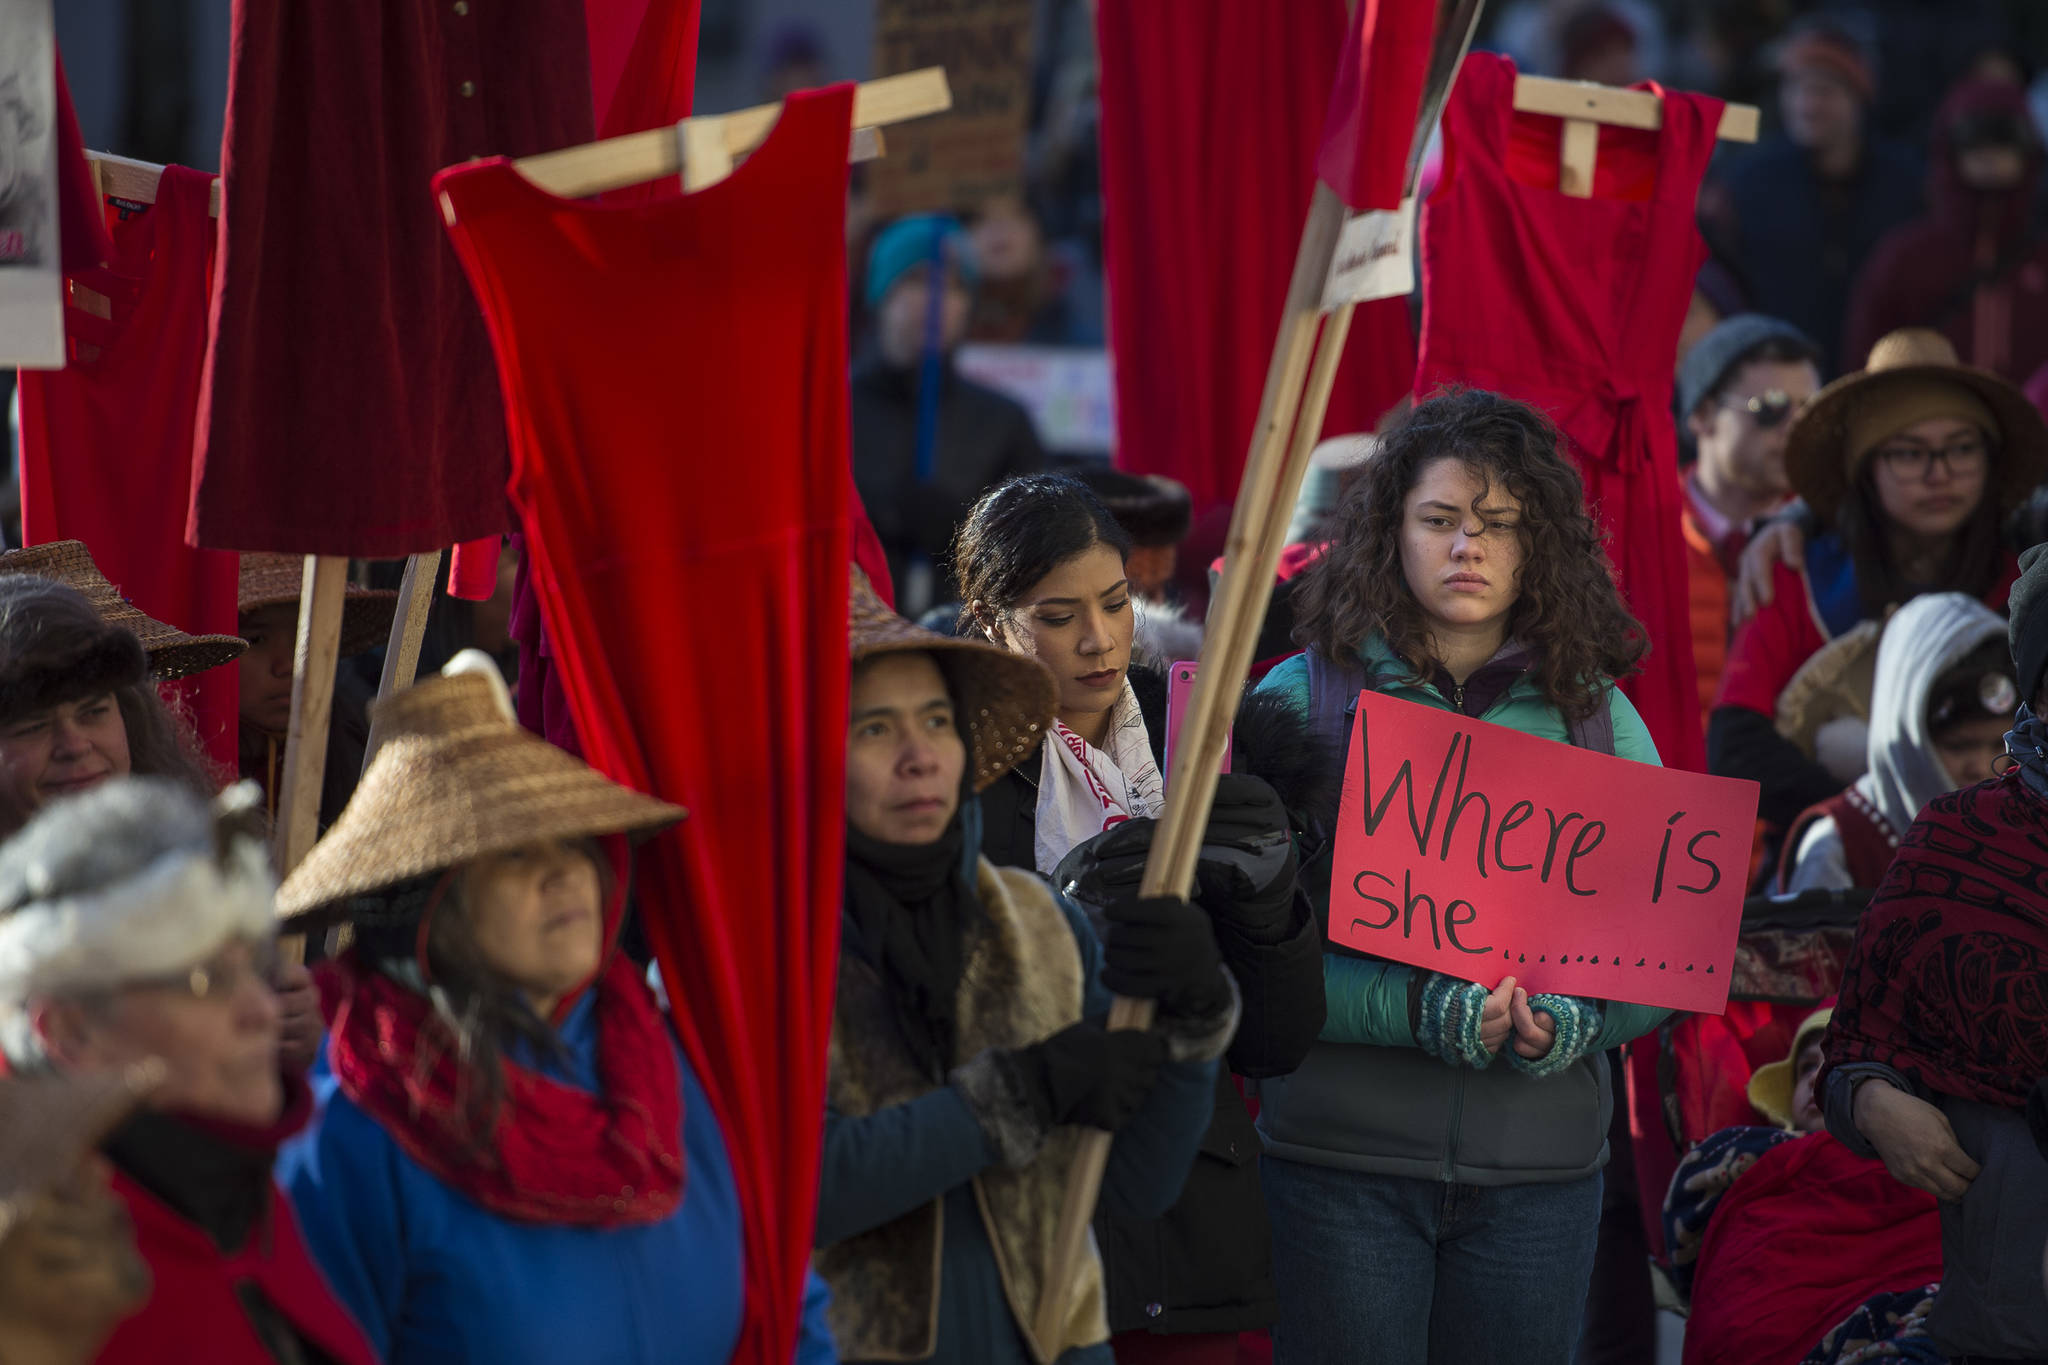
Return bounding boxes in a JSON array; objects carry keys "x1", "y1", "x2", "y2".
[
  {"x1": 1417, "y1": 53, "x2": 1724, "y2": 773},
  {"x1": 435, "y1": 86, "x2": 855, "y2": 1365}
]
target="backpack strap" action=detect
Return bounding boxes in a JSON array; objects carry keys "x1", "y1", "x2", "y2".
[
  {"x1": 1566, "y1": 693, "x2": 1617, "y2": 756},
  {"x1": 1304, "y1": 648, "x2": 1371, "y2": 750}
]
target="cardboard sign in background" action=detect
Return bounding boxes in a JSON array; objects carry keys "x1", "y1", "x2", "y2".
[
  {"x1": 867, "y1": 0, "x2": 1033, "y2": 217},
  {"x1": 1329, "y1": 691, "x2": 1759, "y2": 1014}
]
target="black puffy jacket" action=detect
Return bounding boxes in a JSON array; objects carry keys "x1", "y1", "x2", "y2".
[{"x1": 978, "y1": 675, "x2": 1329, "y2": 1334}]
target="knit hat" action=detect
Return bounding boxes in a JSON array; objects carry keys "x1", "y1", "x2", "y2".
[
  {"x1": 0, "y1": 1062, "x2": 162, "y2": 1242},
  {"x1": 1748, "y1": 1006, "x2": 1834, "y2": 1130},
  {"x1": 0, "y1": 541, "x2": 245, "y2": 680},
  {"x1": 1070, "y1": 467, "x2": 1193, "y2": 548},
  {"x1": 273, "y1": 652, "x2": 685, "y2": 927},
  {"x1": 850, "y1": 569, "x2": 1056, "y2": 791},
  {"x1": 1776, "y1": 24, "x2": 1875, "y2": 103},
  {"x1": 0, "y1": 779, "x2": 274, "y2": 1004},
  {"x1": 237, "y1": 553, "x2": 399, "y2": 659},
  {"x1": 2009, "y1": 543, "x2": 2048, "y2": 704},
  {"x1": 1676, "y1": 314, "x2": 1820, "y2": 419},
  {"x1": 865, "y1": 214, "x2": 978, "y2": 311},
  {"x1": 1783, "y1": 328, "x2": 2047, "y2": 523}
]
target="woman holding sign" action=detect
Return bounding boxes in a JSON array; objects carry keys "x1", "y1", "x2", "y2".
[{"x1": 1254, "y1": 389, "x2": 1677, "y2": 1363}]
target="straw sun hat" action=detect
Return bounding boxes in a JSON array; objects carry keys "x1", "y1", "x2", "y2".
[
  {"x1": 850, "y1": 571, "x2": 1057, "y2": 791},
  {"x1": 274, "y1": 653, "x2": 685, "y2": 926},
  {"x1": 237, "y1": 553, "x2": 399, "y2": 658},
  {"x1": 1784, "y1": 328, "x2": 2048, "y2": 524},
  {"x1": 0, "y1": 541, "x2": 246, "y2": 680}
]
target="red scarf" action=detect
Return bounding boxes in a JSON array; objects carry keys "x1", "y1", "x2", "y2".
[
  {"x1": 327, "y1": 950, "x2": 685, "y2": 1226},
  {"x1": 1824, "y1": 771, "x2": 2048, "y2": 1109}
]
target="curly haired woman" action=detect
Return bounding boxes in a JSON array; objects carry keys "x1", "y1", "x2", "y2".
[{"x1": 1251, "y1": 388, "x2": 1676, "y2": 1363}]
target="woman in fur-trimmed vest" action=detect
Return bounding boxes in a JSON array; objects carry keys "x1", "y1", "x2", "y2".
[{"x1": 817, "y1": 577, "x2": 1233, "y2": 1365}]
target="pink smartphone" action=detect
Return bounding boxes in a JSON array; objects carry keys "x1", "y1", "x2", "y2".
[{"x1": 1165, "y1": 661, "x2": 1231, "y2": 782}]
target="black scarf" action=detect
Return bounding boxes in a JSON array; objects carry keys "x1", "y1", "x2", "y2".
[
  {"x1": 843, "y1": 812, "x2": 974, "y2": 1081},
  {"x1": 2006, "y1": 703, "x2": 2048, "y2": 798}
]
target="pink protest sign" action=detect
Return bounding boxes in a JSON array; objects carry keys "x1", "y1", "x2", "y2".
[{"x1": 1329, "y1": 690, "x2": 1759, "y2": 1014}]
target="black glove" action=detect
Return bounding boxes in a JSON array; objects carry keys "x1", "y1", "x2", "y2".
[
  {"x1": 1193, "y1": 773, "x2": 1298, "y2": 942},
  {"x1": 1018, "y1": 1019, "x2": 1169, "y2": 1132},
  {"x1": 1101, "y1": 894, "x2": 1227, "y2": 1015},
  {"x1": 1053, "y1": 775, "x2": 1297, "y2": 942}
]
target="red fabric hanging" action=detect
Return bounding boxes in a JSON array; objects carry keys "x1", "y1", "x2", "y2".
[
  {"x1": 18, "y1": 156, "x2": 241, "y2": 772},
  {"x1": 1317, "y1": 0, "x2": 1436, "y2": 212},
  {"x1": 1096, "y1": 0, "x2": 1416, "y2": 515},
  {"x1": 436, "y1": 87, "x2": 854, "y2": 1365},
  {"x1": 1416, "y1": 53, "x2": 1715, "y2": 772},
  {"x1": 189, "y1": 3, "x2": 594, "y2": 557},
  {"x1": 587, "y1": 0, "x2": 701, "y2": 139}
]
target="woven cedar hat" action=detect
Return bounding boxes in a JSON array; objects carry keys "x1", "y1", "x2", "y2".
[
  {"x1": 273, "y1": 653, "x2": 685, "y2": 926},
  {"x1": 237, "y1": 554, "x2": 399, "y2": 658},
  {"x1": 0, "y1": 541, "x2": 245, "y2": 680},
  {"x1": 850, "y1": 571, "x2": 1056, "y2": 791},
  {"x1": 1784, "y1": 328, "x2": 2048, "y2": 523},
  {"x1": 0, "y1": 1061, "x2": 161, "y2": 1241}
]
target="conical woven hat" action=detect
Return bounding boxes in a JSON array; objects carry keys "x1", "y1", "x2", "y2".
[
  {"x1": 0, "y1": 1060, "x2": 161, "y2": 1241},
  {"x1": 237, "y1": 553, "x2": 399, "y2": 658},
  {"x1": 1785, "y1": 328, "x2": 2048, "y2": 523},
  {"x1": 849, "y1": 572, "x2": 1056, "y2": 791},
  {"x1": 274, "y1": 658, "x2": 685, "y2": 926},
  {"x1": 0, "y1": 541, "x2": 246, "y2": 680}
]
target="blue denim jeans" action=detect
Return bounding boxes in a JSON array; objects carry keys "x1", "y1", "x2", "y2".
[{"x1": 1261, "y1": 1156, "x2": 1603, "y2": 1365}]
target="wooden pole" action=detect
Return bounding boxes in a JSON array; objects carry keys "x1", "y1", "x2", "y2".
[
  {"x1": 274, "y1": 555, "x2": 348, "y2": 964},
  {"x1": 375, "y1": 550, "x2": 442, "y2": 702},
  {"x1": 1032, "y1": 185, "x2": 1351, "y2": 1347}
]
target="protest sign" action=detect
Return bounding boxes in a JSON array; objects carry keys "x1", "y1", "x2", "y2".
[
  {"x1": 867, "y1": 0, "x2": 1032, "y2": 216},
  {"x1": 0, "y1": 0, "x2": 62, "y2": 368},
  {"x1": 1329, "y1": 690, "x2": 1758, "y2": 1014}
]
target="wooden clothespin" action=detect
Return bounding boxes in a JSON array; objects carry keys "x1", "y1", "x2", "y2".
[
  {"x1": 508, "y1": 67, "x2": 946, "y2": 200},
  {"x1": 82, "y1": 151, "x2": 223, "y2": 216},
  {"x1": 1511, "y1": 74, "x2": 1759, "y2": 198}
]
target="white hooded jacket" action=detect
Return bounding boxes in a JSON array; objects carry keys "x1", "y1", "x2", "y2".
[{"x1": 1785, "y1": 592, "x2": 2008, "y2": 892}]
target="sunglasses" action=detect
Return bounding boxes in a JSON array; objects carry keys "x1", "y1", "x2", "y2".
[{"x1": 1722, "y1": 389, "x2": 1798, "y2": 429}]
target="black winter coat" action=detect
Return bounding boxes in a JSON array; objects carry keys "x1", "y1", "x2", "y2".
[
  {"x1": 848, "y1": 353, "x2": 1045, "y2": 595},
  {"x1": 978, "y1": 673, "x2": 1329, "y2": 1335}
]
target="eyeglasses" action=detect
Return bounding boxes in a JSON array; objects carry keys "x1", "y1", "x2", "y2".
[
  {"x1": 126, "y1": 937, "x2": 280, "y2": 1003},
  {"x1": 1871, "y1": 436, "x2": 1989, "y2": 480},
  {"x1": 1722, "y1": 389, "x2": 1798, "y2": 429}
]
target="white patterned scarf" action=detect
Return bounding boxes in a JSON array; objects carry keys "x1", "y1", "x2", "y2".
[{"x1": 1032, "y1": 680, "x2": 1166, "y2": 875}]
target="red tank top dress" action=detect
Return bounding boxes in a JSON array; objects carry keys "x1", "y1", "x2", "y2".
[
  {"x1": 1417, "y1": 52, "x2": 1723, "y2": 773},
  {"x1": 17, "y1": 166, "x2": 241, "y2": 768},
  {"x1": 435, "y1": 86, "x2": 855, "y2": 1365}
]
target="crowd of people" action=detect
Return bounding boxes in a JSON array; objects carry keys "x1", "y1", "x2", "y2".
[{"x1": 4, "y1": 4, "x2": 2048, "y2": 1365}]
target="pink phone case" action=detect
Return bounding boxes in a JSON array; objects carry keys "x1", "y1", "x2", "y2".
[{"x1": 1165, "y1": 661, "x2": 1230, "y2": 781}]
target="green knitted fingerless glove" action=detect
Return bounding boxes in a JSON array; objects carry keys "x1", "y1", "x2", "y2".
[
  {"x1": 1504, "y1": 994, "x2": 1604, "y2": 1078},
  {"x1": 1415, "y1": 974, "x2": 1495, "y2": 1069}
]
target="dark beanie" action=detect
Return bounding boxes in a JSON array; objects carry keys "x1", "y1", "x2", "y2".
[
  {"x1": 2008, "y1": 542, "x2": 2048, "y2": 702},
  {"x1": 1071, "y1": 467, "x2": 1193, "y2": 548}
]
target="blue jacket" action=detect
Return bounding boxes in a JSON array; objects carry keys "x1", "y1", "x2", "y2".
[
  {"x1": 816, "y1": 884, "x2": 1218, "y2": 1364},
  {"x1": 280, "y1": 992, "x2": 836, "y2": 1365}
]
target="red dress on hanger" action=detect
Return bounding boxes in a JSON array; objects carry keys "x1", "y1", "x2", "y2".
[
  {"x1": 1417, "y1": 52, "x2": 1720, "y2": 774},
  {"x1": 436, "y1": 87, "x2": 855, "y2": 1365},
  {"x1": 189, "y1": 2, "x2": 593, "y2": 557},
  {"x1": 18, "y1": 165, "x2": 240, "y2": 768}
]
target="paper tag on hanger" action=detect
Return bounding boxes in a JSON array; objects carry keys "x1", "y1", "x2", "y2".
[{"x1": 1320, "y1": 196, "x2": 1418, "y2": 310}]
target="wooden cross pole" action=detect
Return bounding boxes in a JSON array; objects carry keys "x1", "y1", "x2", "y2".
[
  {"x1": 273, "y1": 555, "x2": 348, "y2": 964},
  {"x1": 375, "y1": 550, "x2": 443, "y2": 703}
]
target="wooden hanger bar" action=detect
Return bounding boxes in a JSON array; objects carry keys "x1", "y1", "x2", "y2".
[
  {"x1": 1511, "y1": 73, "x2": 1759, "y2": 198},
  {"x1": 84, "y1": 151, "x2": 222, "y2": 216},
  {"x1": 511, "y1": 67, "x2": 945, "y2": 200}
]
